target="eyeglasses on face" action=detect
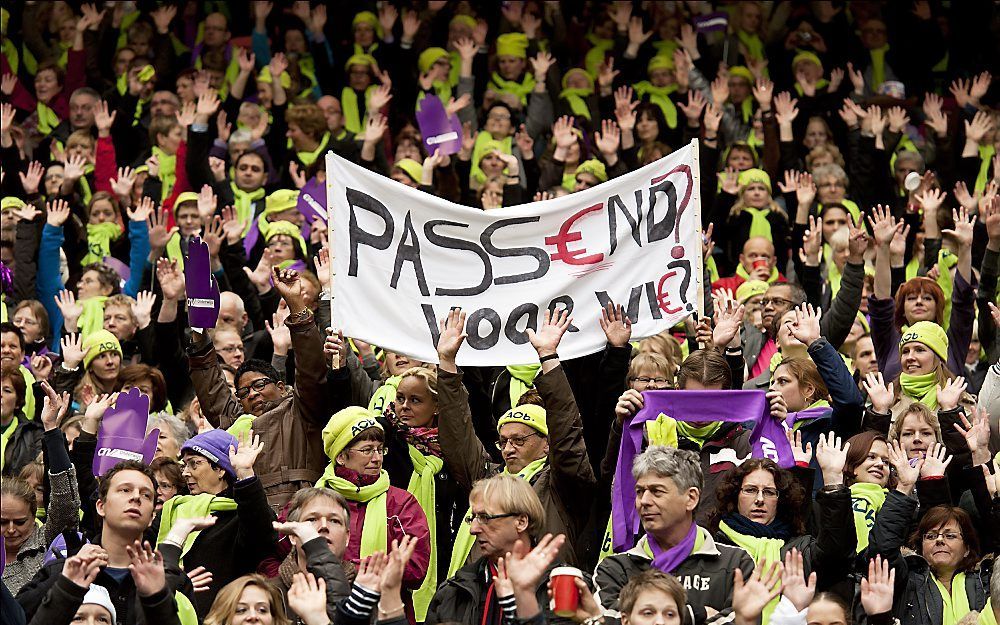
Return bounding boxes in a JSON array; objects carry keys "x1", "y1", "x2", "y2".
[
  {"x1": 759, "y1": 297, "x2": 793, "y2": 308},
  {"x1": 235, "y1": 377, "x2": 273, "y2": 399},
  {"x1": 922, "y1": 531, "x2": 963, "y2": 542},
  {"x1": 633, "y1": 377, "x2": 670, "y2": 385},
  {"x1": 182, "y1": 458, "x2": 208, "y2": 472},
  {"x1": 740, "y1": 486, "x2": 779, "y2": 500},
  {"x1": 349, "y1": 446, "x2": 387, "y2": 458},
  {"x1": 465, "y1": 512, "x2": 518, "y2": 526},
  {"x1": 496, "y1": 432, "x2": 541, "y2": 451}
]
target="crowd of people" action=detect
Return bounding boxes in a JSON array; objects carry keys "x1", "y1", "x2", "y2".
[{"x1": 1, "y1": 1, "x2": 999, "y2": 625}]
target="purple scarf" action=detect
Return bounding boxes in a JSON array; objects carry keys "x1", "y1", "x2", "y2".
[
  {"x1": 647, "y1": 521, "x2": 698, "y2": 573},
  {"x1": 611, "y1": 390, "x2": 830, "y2": 553}
]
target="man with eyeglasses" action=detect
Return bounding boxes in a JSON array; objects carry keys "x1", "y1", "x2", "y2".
[
  {"x1": 187, "y1": 268, "x2": 331, "y2": 511},
  {"x1": 594, "y1": 446, "x2": 754, "y2": 624},
  {"x1": 437, "y1": 308, "x2": 596, "y2": 570},
  {"x1": 426, "y1": 474, "x2": 569, "y2": 625}
]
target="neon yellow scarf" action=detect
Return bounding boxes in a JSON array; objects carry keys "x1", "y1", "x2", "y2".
[
  {"x1": 448, "y1": 457, "x2": 546, "y2": 576},
  {"x1": 934, "y1": 572, "x2": 971, "y2": 625},
  {"x1": 19, "y1": 365, "x2": 36, "y2": 421},
  {"x1": 506, "y1": 365, "x2": 540, "y2": 408},
  {"x1": 36, "y1": 102, "x2": 60, "y2": 136},
  {"x1": 296, "y1": 132, "x2": 330, "y2": 167},
  {"x1": 83, "y1": 222, "x2": 124, "y2": 266},
  {"x1": 742, "y1": 207, "x2": 773, "y2": 240},
  {"x1": 850, "y1": 482, "x2": 886, "y2": 553},
  {"x1": 78, "y1": 296, "x2": 109, "y2": 338},
  {"x1": 675, "y1": 421, "x2": 723, "y2": 449},
  {"x1": 559, "y1": 87, "x2": 593, "y2": 120},
  {"x1": 156, "y1": 493, "x2": 238, "y2": 561},
  {"x1": 822, "y1": 244, "x2": 843, "y2": 298},
  {"x1": 735, "y1": 262, "x2": 780, "y2": 284},
  {"x1": 341, "y1": 86, "x2": 375, "y2": 135},
  {"x1": 561, "y1": 169, "x2": 577, "y2": 192},
  {"x1": 231, "y1": 184, "x2": 265, "y2": 236},
  {"x1": 719, "y1": 520, "x2": 783, "y2": 624},
  {"x1": 632, "y1": 81, "x2": 678, "y2": 129},
  {"x1": 151, "y1": 146, "x2": 177, "y2": 201},
  {"x1": 470, "y1": 132, "x2": 513, "y2": 186},
  {"x1": 736, "y1": 30, "x2": 766, "y2": 64},
  {"x1": 0, "y1": 418, "x2": 18, "y2": 471},
  {"x1": 316, "y1": 469, "x2": 390, "y2": 558},
  {"x1": 489, "y1": 72, "x2": 536, "y2": 106},
  {"x1": 369, "y1": 376, "x2": 402, "y2": 414},
  {"x1": 978, "y1": 599, "x2": 997, "y2": 625},
  {"x1": 584, "y1": 34, "x2": 614, "y2": 77},
  {"x1": 869, "y1": 45, "x2": 889, "y2": 91},
  {"x1": 165, "y1": 231, "x2": 185, "y2": 271},
  {"x1": 793, "y1": 78, "x2": 830, "y2": 96},
  {"x1": 407, "y1": 446, "x2": 445, "y2": 621},
  {"x1": 900, "y1": 371, "x2": 940, "y2": 410},
  {"x1": 975, "y1": 145, "x2": 996, "y2": 195},
  {"x1": 937, "y1": 249, "x2": 958, "y2": 331}
]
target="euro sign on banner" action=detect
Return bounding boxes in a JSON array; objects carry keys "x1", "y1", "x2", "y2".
[{"x1": 327, "y1": 140, "x2": 703, "y2": 366}]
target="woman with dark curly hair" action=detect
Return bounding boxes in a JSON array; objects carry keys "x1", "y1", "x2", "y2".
[{"x1": 709, "y1": 433, "x2": 856, "y2": 620}]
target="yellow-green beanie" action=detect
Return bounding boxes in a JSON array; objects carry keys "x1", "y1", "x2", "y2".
[
  {"x1": 450, "y1": 14, "x2": 477, "y2": 30},
  {"x1": 322, "y1": 406, "x2": 382, "y2": 461},
  {"x1": 561, "y1": 68, "x2": 594, "y2": 91},
  {"x1": 344, "y1": 53, "x2": 377, "y2": 71},
  {"x1": 352, "y1": 11, "x2": 383, "y2": 38},
  {"x1": 738, "y1": 168, "x2": 772, "y2": 193},
  {"x1": 175, "y1": 191, "x2": 200, "y2": 207},
  {"x1": 496, "y1": 33, "x2": 528, "y2": 59},
  {"x1": 394, "y1": 159, "x2": 423, "y2": 183},
  {"x1": 729, "y1": 66, "x2": 755, "y2": 84},
  {"x1": 736, "y1": 279, "x2": 769, "y2": 303},
  {"x1": 497, "y1": 404, "x2": 548, "y2": 436},
  {"x1": 419, "y1": 47, "x2": 450, "y2": 74},
  {"x1": 1, "y1": 197, "x2": 25, "y2": 212},
  {"x1": 899, "y1": 321, "x2": 948, "y2": 363},
  {"x1": 83, "y1": 330, "x2": 123, "y2": 370},
  {"x1": 576, "y1": 159, "x2": 608, "y2": 183},
  {"x1": 792, "y1": 51, "x2": 823, "y2": 74},
  {"x1": 264, "y1": 220, "x2": 308, "y2": 256},
  {"x1": 263, "y1": 189, "x2": 300, "y2": 217},
  {"x1": 648, "y1": 54, "x2": 675, "y2": 73}
]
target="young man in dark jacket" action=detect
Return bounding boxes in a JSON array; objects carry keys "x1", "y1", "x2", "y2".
[
  {"x1": 594, "y1": 446, "x2": 754, "y2": 625},
  {"x1": 16, "y1": 461, "x2": 195, "y2": 625}
]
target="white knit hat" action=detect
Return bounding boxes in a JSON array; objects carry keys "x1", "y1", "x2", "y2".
[{"x1": 82, "y1": 584, "x2": 117, "y2": 623}]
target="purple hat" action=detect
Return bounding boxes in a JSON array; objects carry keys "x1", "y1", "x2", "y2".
[
  {"x1": 44, "y1": 532, "x2": 90, "y2": 565},
  {"x1": 181, "y1": 430, "x2": 238, "y2": 479}
]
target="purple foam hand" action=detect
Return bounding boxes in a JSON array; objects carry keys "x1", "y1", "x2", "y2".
[
  {"x1": 92, "y1": 387, "x2": 158, "y2": 476},
  {"x1": 415, "y1": 94, "x2": 462, "y2": 156},
  {"x1": 185, "y1": 235, "x2": 220, "y2": 329}
]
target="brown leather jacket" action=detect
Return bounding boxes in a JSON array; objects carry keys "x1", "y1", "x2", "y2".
[
  {"x1": 187, "y1": 310, "x2": 330, "y2": 511},
  {"x1": 438, "y1": 364, "x2": 597, "y2": 566}
]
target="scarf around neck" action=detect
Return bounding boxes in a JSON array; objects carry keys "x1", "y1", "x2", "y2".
[
  {"x1": 342, "y1": 86, "x2": 375, "y2": 135},
  {"x1": 900, "y1": 371, "x2": 939, "y2": 410},
  {"x1": 316, "y1": 467, "x2": 391, "y2": 558},
  {"x1": 719, "y1": 516, "x2": 786, "y2": 624},
  {"x1": 934, "y1": 572, "x2": 971, "y2": 625},
  {"x1": 83, "y1": 222, "x2": 124, "y2": 266},
  {"x1": 642, "y1": 522, "x2": 703, "y2": 573},
  {"x1": 78, "y1": 296, "x2": 109, "y2": 338},
  {"x1": 406, "y1": 443, "x2": 445, "y2": 621},
  {"x1": 506, "y1": 364, "x2": 540, "y2": 408},
  {"x1": 156, "y1": 492, "x2": 237, "y2": 560},
  {"x1": 850, "y1": 482, "x2": 887, "y2": 553},
  {"x1": 489, "y1": 72, "x2": 536, "y2": 105},
  {"x1": 151, "y1": 146, "x2": 177, "y2": 201},
  {"x1": 977, "y1": 599, "x2": 997, "y2": 625},
  {"x1": 230, "y1": 183, "x2": 265, "y2": 236},
  {"x1": 448, "y1": 457, "x2": 546, "y2": 577},
  {"x1": 559, "y1": 87, "x2": 593, "y2": 120},
  {"x1": 633, "y1": 81, "x2": 678, "y2": 129},
  {"x1": 742, "y1": 206, "x2": 773, "y2": 240},
  {"x1": 369, "y1": 376, "x2": 402, "y2": 414}
]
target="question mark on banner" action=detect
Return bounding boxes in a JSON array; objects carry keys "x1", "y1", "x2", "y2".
[
  {"x1": 667, "y1": 258, "x2": 694, "y2": 312},
  {"x1": 649, "y1": 164, "x2": 694, "y2": 260}
]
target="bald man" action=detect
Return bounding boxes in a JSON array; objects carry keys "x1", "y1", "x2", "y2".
[{"x1": 712, "y1": 236, "x2": 787, "y2": 293}]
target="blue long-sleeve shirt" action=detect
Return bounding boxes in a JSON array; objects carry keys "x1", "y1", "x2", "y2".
[{"x1": 36, "y1": 224, "x2": 65, "y2": 350}]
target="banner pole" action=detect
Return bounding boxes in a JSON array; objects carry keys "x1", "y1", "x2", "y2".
[{"x1": 326, "y1": 157, "x2": 341, "y2": 369}]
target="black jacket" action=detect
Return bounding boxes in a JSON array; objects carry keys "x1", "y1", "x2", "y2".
[
  {"x1": 26, "y1": 574, "x2": 181, "y2": 625},
  {"x1": 157, "y1": 476, "x2": 278, "y2": 618},
  {"x1": 1, "y1": 414, "x2": 44, "y2": 477}
]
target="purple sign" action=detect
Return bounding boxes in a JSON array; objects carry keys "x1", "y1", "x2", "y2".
[
  {"x1": 415, "y1": 95, "x2": 462, "y2": 156},
  {"x1": 92, "y1": 387, "x2": 158, "y2": 476},
  {"x1": 103, "y1": 256, "x2": 131, "y2": 283},
  {"x1": 297, "y1": 176, "x2": 327, "y2": 240},
  {"x1": 184, "y1": 236, "x2": 220, "y2": 329},
  {"x1": 693, "y1": 12, "x2": 728, "y2": 33}
]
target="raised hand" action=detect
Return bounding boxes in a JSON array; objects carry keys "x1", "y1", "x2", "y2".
[
  {"x1": 219, "y1": 206, "x2": 247, "y2": 245},
  {"x1": 62, "y1": 550, "x2": 107, "y2": 589},
  {"x1": 710, "y1": 74, "x2": 730, "y2": 105},
  {"x1": 94, "y1": 100, "x2": 117, "y2": 137},
  {"x1": 888, "y1": 439, "x2": 920, "y2": 494},
  {"x1": 867, "y1": 204, "x2": 901, "y2": 248},
  {"x1": 599, "y1": 302, "x2": 632, "y2": 347},
  {"x1": 265, "y1": 304, "x2": 292, "y2": 356},
  {"x1": 355, "y1": 552, "x2": 387, "y2": 592},
  {"x1": 514, "y1": 124, "x2": 534, "y2": 158},
  {"x1": 175, "y1": 101, "x2": 196, "y2": 128},
  {"x1": 243, "y1": 250, "x2": 275, "y2": 295},
  {"x1": 186, "y1": 566, "x2": 214, "y2": 593},
  {"x1": 614, "y1": 86, "x2": 638, "y2": 132},
  {"x1": 774, "y1": 92, "x2": 799, "y2": 126},
  {"x1": 752, "y1": 78, "x2": 774, "y2": 110},
  {"x1": 780, "y1": 548, "x2": 816, "y2": 611},
  {"x1": 815, "y1": 432, "x2": 850, "y2": 486},
  {"x1": 112, "y1": 166, "x2": 139, "y2": 199},
  {"x1": 271, "y1": 267, "x2": 306, "y2": 311},
  {"x1": 732, "y1": 560, "x2": 783, "y2": 625},
  {"x1": 126, "y1": 195, "x2": 155, "y2": 223},
  {"x1": 237, "y1": 47, "x2": 256, "y2": 75},
  {"x1": 45, "y1": 199, "x2": 72, "y2": 228},
  {"x1": 197, "y1": 184, "x2": 217, "y2": 223},
  {"x1": 719, "y1": 166, "x2": 740, "y2": 195},
  {"x1": 552, "y1": 115, "x2": 577, "y2": 149},
  {"x1": 155, "y1": 258, "x2": 186, "y2": 301},
  {"x1": 936, "y1": 376, "x2": 967, "y2": 411},
  {"x1": 785, "y1": 429, "x2": 813, "y2": 465},
  {"x1": 941, "y1": 207, "x2": 976, "y2": 251},
  {"x1": 862, "y1": 371, "x2": 894, "y2": 414},
  {"x1": 713, "y1": 300, "x2": 745, "y2": 348},
  {"x1": 677, "y1": 89, "x2": 707, "y2": 126},
  {"x1": 503, "y1": 534, "x2": 566, "y2": 593},
  {"x1": 969, "y1": 71, "x2": 992, "y2": 105},
  {"x1": 132, "y1": 291, "x2": 156, "y2": 329},
  {"x1": 60, "y1": 333, "x2": 86, "y2": 370},
  {"x1": 436, "y1": 308, "x2": 467, "y2": 366},
  {"x1": 527, "y1": 308, "x2": 572, "y2": 358},
  {"x1": 287, "y1": 573, "x2": 329, "y2": 625},
  {"x1": 922, "y1": 93, "x2": 948, "y2": 136},
  {"x1": 860, "y1": 556, "x2": 895, "y2": 616},
  {"x1": 38, "y1": 381, "x2": 70, "y2": 432},
  {"x1": 594, "y1": 119, "x2": 621, "y2": 157},
  {"x1": 597, "y1": 57, "x2": 619, "y2": 91},
  {"x1": 886, "y1": 106, "x2": 910, "y2": 133},
  {"x1": 530, "y1": 50, "x2": 555, "y2": 79},
  {"x1": 380, "y1": 535, "x2": 418, "y2": 598},
  {"x1": 29, "y1": 355, "x2": 53, "y2": 382},
  {"x1": 704, "y1": 102, "x2": 723, "y2": 136},
  {"x1": 55, "y1": 290, "x2": 83, "y2": 329},
  {"x1": 202, "y1": 215, "x2": 225, "y2": 259},
  {"x1": 229, "y1": 429, "x2": 263, "y2": 480},
  {"x1": 919, "y1": 442, "x2": 953, "y2": 478},
  {"x1": 126, "y1": 541, "x2": 166, "y2": 597},
  {"x1": 954, "y1": 406, "x2": 992, "y2": 465},
  {"x1": 789, "y1": 303, "x2": 821, "y2": 347}
]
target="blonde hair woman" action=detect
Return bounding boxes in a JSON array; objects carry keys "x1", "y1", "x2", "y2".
[{"x1": 203, "y1": 574, "x2": 289, "y2": 625}]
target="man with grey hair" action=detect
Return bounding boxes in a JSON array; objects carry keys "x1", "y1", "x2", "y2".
[{"x1": 594, "y1": 446, "x2": 753, "y2": 624}]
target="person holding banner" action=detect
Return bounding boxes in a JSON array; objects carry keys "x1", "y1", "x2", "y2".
[
  {"x1": 594, "y1": 446, "x2": 754, "y2": 623},
  {"x1": 157, "y1": 429, "x2": 277, "y2": 617},
  {"x1": 437, "y1": 307, "x2": 597, "y2": 569}
]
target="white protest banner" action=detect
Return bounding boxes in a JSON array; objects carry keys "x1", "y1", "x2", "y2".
[{"x1": 327, "y1": 140, "x2": 703, "y2": 366}]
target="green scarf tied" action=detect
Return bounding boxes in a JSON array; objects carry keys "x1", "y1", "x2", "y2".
[
  {"x1": 83, "y1": 222, "x2": 124, "y2": 266},
  {"x1": 407, "y1": 446, "x2": 445, "y2": 621},
  {"x1": 36, "y1": 102, "x2": 60, "y2": 136},
  {"x1": 822, "y1": 244, "x2": 843, "y2": 298},
  {"x1": 718, "y1": 520, "x2": 783, "y2": 624},
  {"x1": 934, "y1": 572, "x2": 971, "y2": 625},
  {"x1": 869, "y1": 45, "x2": 889, "y2": 91},
  {"x1": 632, "y1": 81, "x2": 678, "y2": 129},
  {"x1": 19, "y1": 366, "x2": 36, "y2": 421},
  {"x1": 735, "y1": 262, "x2": 780, "y2": 284},
  {"x1": 151, "y1": 146, "x2": 177, "y2": 202},
  {"x1": 975, "y1": 145, "x2": 996, "y2": 195},
  {"x1": 448, "y1": 457, "x2": 546, "y2": 577},
  {"x1": 791, "y1": 399, "x2": 832, "y2": 431},
  {"x1": 470, "y1": 132, "x2": 513, "y2": 186},
  {"x1": 316, "y1": 469, "x2": 391, "y2": 558},
  {"x1": 78, "y1": 296, "x2": 109, "y2": 338},
  {"x1": 899, "y1": 371, "x2": 940, "y2": 410},
  {"x1": 559, "y1": 87, "x2": 593, "y2": 120},
  {"x1": 937, "y1": 249, "x2": 959, "y2": 331},
  {"x1": 584, "y1": 34, "x2": 614, "y2": 77},
  {"x1": 341, "y1": 86, "x2": 375, "y2": 135},
  {"x1": 850, "y1": 482, "x2": 886, "y2": 553},
  {"x1": 978, "y1": 599, "x2": 997, "y2": 625},
  {"x1": 506, "y1": 364, "x2": 540, "y2": 408},
  {"x1": 1, "y1": 418, "x2": 17, "y2": 471},
  {"x1": 736, "y1": 30, "x2": 766, "y2": 64},
  {"x1": 489, "y1": 72, "x2": 536, "y2": 106},
  {"x1": 231, "y1": 184, "x2": 265, "y2": 236},
  {"x1": 296, "y1": 131, "x2": 331, "y2": 167},
  {"x1": 675, "y1": 421, "x2": 723, "y2": 449},
  {"x1": 369, "y1": 376, "x2": 402, "y2": 414},
  {"x1": 165, "y1": 232, "x2": 185, "y2": 271},
  {"x1": 157, "y1": 493, "x2": 238, "y2": 560},
  {"x1": 743, "y1": 207, "x2": 773, "y2": 240}
]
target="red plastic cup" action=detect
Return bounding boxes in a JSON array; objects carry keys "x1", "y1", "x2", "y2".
[
  {"x1": 550, "y1": 566, "x2": 583, "y2": 617},
  {"x1": 752, "y1": 259, "x2": 769, "y2": 271}
]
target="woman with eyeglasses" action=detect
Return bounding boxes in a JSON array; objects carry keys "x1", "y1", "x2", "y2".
[
  {"x1": 707, "y1": 437, "x2": 855, "y2": 624},
  {"x1": 315, "y1": 405, "x2": 431, "y2": 618},
  {"x1": 155, "y1": 429, "x2": 278, "y2": 617}
]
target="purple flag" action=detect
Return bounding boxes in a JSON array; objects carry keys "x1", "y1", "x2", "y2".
[
  {"x1": 296, "y1": 176, "x2": 327, "y2": 240},
  {"x1": 92, "y1": 387, "x2": 158, "y2": 476},
  {"x1": 103, "y1": 256, "x2": 131, "y2": 283},
  {"x1": 693, "y1": 12, "x2": 729, "y2": 33},
  {"x1": 184, "y1": 236, "x2": 220, "y2": 329},
  {"x1": 415, "y1": 95, "x2": 462, "y2": 156}
]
